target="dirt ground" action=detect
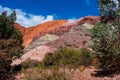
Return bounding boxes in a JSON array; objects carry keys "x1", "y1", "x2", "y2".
[
  {"x1": 14, "y1": 68, "x2": 120, "y2": 80},
  {"x1": 76, "y1": 68, "x2": 120, "y2": 80}
]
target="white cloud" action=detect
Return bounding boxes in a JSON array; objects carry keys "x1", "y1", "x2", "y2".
[
  {"x1": 68, "y1": 18, "x2": 77, "y2": 22},
  {"x1": 112, "y1": 0, "x2": 119, "y2": 9},
  {"x1": 0, "y1": 5, "x2": 54, "y2": 27}
]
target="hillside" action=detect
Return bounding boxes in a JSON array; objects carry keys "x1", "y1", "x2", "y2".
[
  {"x1": 12, "y1": 16, "x2": 120, "y2": 80},
  {"x1": 14, "y1": 20, "x2": 67, "y2": 46},
  {"x1": 12, "y1": 16, "x2": 99, "y2": 65},
  {"x1": 14, "y1": 16, "x2": 99, "y2": 47}
]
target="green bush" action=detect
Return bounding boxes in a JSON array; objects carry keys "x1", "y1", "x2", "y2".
[
  {"x1": 0, "y1": 11, "x2": 23, "y2": 72},
  {"x1": 90, "y1": 22, "x2": 120, "y2": 71},
  {"x1": 21, "y1": 47, "x2": 94, "y2": 69},
  {"x1": 20, "y1": 47, "x2": 94, "y2": 80},
  {"x1": 43, "y1": 47, "x2": 94, "y2": 68},
  {"x1": 21, "y1": 59, "x2": 41, "y2": 69},
  {"x1": 90, "y1": 0, "x2": 120, "y2": 71},
  {"x1": 79, "y1": 48, "x2": 94, "y2": 66}
]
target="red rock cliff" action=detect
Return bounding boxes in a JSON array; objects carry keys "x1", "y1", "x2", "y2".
[
  {"x1": 14, "y1": 20, "x2": 67, "y2": 46},
  {"x1": 14, "y1": 16, "x2": 99, "y2": 47}
]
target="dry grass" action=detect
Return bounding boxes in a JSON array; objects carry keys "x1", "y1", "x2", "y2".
[{"x1": 20, "y1": 67, "x2": 76, "y2": 80}]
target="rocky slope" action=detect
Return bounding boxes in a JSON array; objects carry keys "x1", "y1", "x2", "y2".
[
  {"x1": 26, "y1": 16, "x2": 99, "y2": 50},
  {"x1": 14, "y1": 20, "x2": 67, "y2": 46},
  {"x1": 12, "y1": 16, "x2": 99, "y2": 66},
  {"x1": 14, "y1": 16, "x2": 99, "y2": 47},
  {"x1": 13, "y1": 16, "x2": 120, "y2": 80}
]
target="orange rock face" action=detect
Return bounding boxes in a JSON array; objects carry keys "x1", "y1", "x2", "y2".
[
  {"x1": 14, "y1": 20, "x2": 67, "y2": 47},
  {"x1": 14, "y1": 16, "x2": 99, "y2": 47},
  {"x1": 14, "y1": 22, "x2": 26, "y2": 34}
]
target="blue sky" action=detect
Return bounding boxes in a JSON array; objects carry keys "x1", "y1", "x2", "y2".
[{"x1": 0, "y1": 0, "x2": 99, "y2": 27}]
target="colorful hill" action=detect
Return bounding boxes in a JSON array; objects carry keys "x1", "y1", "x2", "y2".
[
  {"x1": 14, "y1": 20, "x2": 67, "y2": 46},
  {"x1": 12, "y1": 16, "x2": 99, "y2": 65}
]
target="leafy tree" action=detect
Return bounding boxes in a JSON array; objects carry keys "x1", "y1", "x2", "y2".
[
  {"x1": 98, "y1": 0, "x2": 119, "y2": 23},
  {"x1": 0, "y1": 11, "x2": 23, "y2": 72},
  {"x1": 90, "y1": 0, "x2": 120, "y2": 71}
]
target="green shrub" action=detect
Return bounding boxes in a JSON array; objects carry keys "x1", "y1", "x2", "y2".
[
  {"x1": 90, "y1": 0, "x2": 120, "y2": 71},
  {"x1": 79, "y1": 48, "x2": 94, "y2": 66},
  {"x1": 0, "y1": 11, "x2": 23, "y2": 72},
  {"x1": 20, "y1": 47, "x2": 94, "y2": 80},
  {"x1": 90, "y1": 22, "x2": 120, "y2": 71},
  {"x1": 22, "y1": 47, "x2": 94, "y2": 69},
  {"x1": 21, "y1": 59, "x2": 41, "y2": 69},
  {"x1": 43, "y1": 47, "x2": 94, "y2": 68}
]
